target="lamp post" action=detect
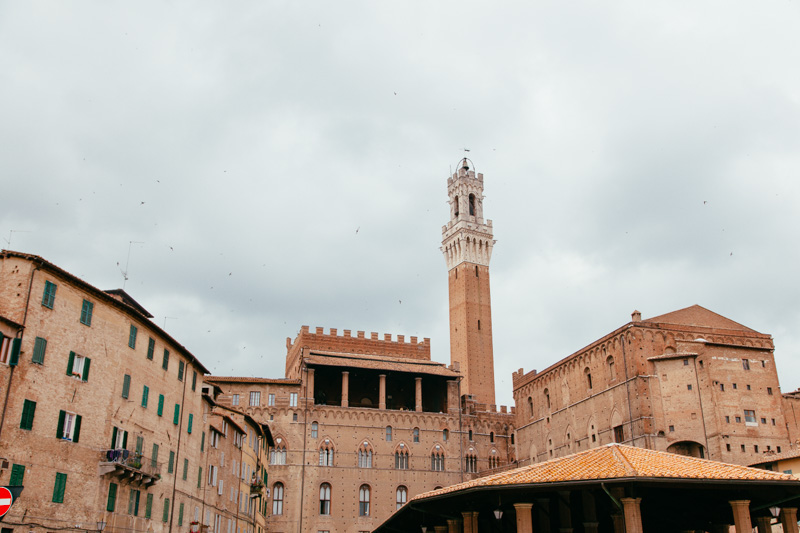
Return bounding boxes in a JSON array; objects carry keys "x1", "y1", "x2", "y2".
[{"x1": 96, "y1": 521, "x2": 106, "y2": 533}]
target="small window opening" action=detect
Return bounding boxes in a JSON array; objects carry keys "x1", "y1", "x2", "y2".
[{"x1": 468, "y1": 194, "x2": 476, "y2": 216}]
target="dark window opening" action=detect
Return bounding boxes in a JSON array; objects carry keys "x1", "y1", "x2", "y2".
[
  {"x1": 613, "y1": 425, "x2": 624, "y2": 443},
  {"x1": 743, "y1": 359, "x2": 750, "y2": 370},
  {"x1": 454, "y1": 196, "x2": 459, "y2": 217},
  {"x1": 468, "y1": 194, "x2": 476, "y2": 216}
]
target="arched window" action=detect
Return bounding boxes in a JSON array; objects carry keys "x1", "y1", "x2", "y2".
[
  {"x1": 311, "y1": 422, "x2": 318, "y2": 439},
  {"x1": 585, "y1": 367, "x2": 593, "y2": 390},
  {"x1": 490, "y1": 431, "x2": 495, "y2": 443},
  {"x1": 607, "y1": 356, "x2": 616, "y2": 382},
  {"x1": 386, "y1": 426, "x2": 392, "y2": 441},
  {"x1": 442, "y1": 428, "x2": 449, "y2": 442},
  {"x1": 453, "y1": 196, "x2": 459, "y2": 217},
  {"x1": 319, "y1": 483, "x2": 331, "y2": 515},
  {"x1": 270, "y1": 445, "x2": 287, "y2": 465},
  {"x1": 394, "y1": 446, "x2": 409, "y2": 470},
  {"x1": 358, "y1": 442, "x2": 373, "y2": 469},
  {"x1": 272, "y1": 482, "x2": 284, "y2": 515},
  {"x1": 319, "y1": 441, "x2": 334, "y2": 467},
  {"x1": 430, "y1": 448, "x2": 445, "y2": 471},
  {"x1": 412, "y1": 427, "x2": 420, "y2": 443},
  {"x1": 469, "y1": 194, "x2": 476, "y2": 216},
  {"x1": 465, "y1": 454, "x2": 477, "y2": 473},
  {"x1": 544, "y1": 388, "x2": 551, "y2": 410},
  {"x1": 468, "y1": 429, "x2": 473, "y2": 441},
  {"x1": 527, "y1": 396, "x2": 533, "y2": 418},
  {"x1": 396, "y1": 486, "x2": 408, "y2": 509},
  {"x1": 358, "y1": 484, "x2": 370, "y2": 516}
]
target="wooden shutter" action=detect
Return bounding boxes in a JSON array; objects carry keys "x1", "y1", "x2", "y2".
[
  {"x1": 72, "y1": 415, "x2": 82, "y2": 443},
  {"x1": 82, "y1": 358, "x2": 91, "y2": 381},
  {"x1": 106, "y1": 483, "x2": 117, "y2": 511},
  {"x1": 56, "y1": 410, "x2": 66, "y2": 438},
  {"x1": 66, "y1": 351, "x2": 75, "y2": 376}
]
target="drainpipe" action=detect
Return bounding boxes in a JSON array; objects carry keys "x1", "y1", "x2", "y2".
[{"x1": 0, "y1": 263, "x2": 38, "y2": 442}]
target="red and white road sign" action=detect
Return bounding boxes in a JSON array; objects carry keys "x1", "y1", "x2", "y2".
[{"x1": 0, "y1": 486, "x2": 13, "y2": 517}]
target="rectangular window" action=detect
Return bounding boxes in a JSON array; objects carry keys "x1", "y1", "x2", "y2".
[
  {"x1": 122, "y1": 374, "x2": 131, "y2": 399},
  {"x1": 20, "y1": 399, "x2": 36, "y2": 430},
  {"x1": 725, "y1": 416, "x2": 730, "y2": 423},
  {"x1": 163, "y1": 498, "x2": 170, "y2": 523},
  {"x1": 66, "y1": 351, "x2": 91, "y2": 381},
  {"x1": 52, "y1": 472, "x2": 67, "y2": 503},
  {"x1": 188, "y1": 413, "x2": 193, "y2": 434},
  {"x1": 145, "y1": 493, "x2": 153, "y2": 519},
  {"x1": 268, "y1": 394, "x2": 275, "y2": 406},
  {"x1": 744, "y1": 410, "x2": 757, "y2": 424},
  {"x1": 136, "y1": 436, "x2": 144, "y2": 455},
  {"x1": 198, "y1": 467, "x2": 203, "y2": 488},
  {"x1": 10, "y1": 463, "x2": 25, "y2": 486},
  {"x1": 232, "y1": 394, "x2": 240, "y2": 406},
  {"x1": 201, "y1": 432, "x2": 205, "y2": 452},
  {"x1": 249, "y1": 391, "x2": 261, "y2": 407},
  {"x1": 32, "y1": 336, "x2": 47, "y2": 364},
  {"x1": 173, "y1": 403, "x2": 181, "y2": 425},
  {"x1": 289, "y1": 393, "x2": 298, "y2": 407},
  {"x1": 162, "y1": 349, "x2": 169, "y2": 370},
  {"x1": 128, "y1": 488, "x2": 140, "y2": 516},
  {"x1": 157, "y1": 394, "x2": 164, "y2": 416},
  {"x1": 736, "y1": 416, "x2": 742, "y2": 423},
  {"x1": 687, "y1": 384, "x2": 692, "y2": 391},
  {"x1": 129, "y1": 325, "x2": 138, "y2": 349},
  {"x1": 152, "y1": 444, "x2": 159, "y2": 469},
  {"x1": 743, "y1": 359, "x2": 750, "y2": 370},
  {"x1": 192, "y1": 370, "x2": 197, "y2": 391},
  {"x1": 726, "y1": 443, "x2": 731, "y2": 452},
  {"x1": 741, "y1": 444, "x2": 746, "y2": 452},
  {"x1": 168, "y1": 451, "x2": 175, "y2": 474},
  {"x1": 80, "y1": 299, "x2": 94, "y2": 326},
  {"x1": 613, "y1": 425, "x2": 624, "y2": 443},
  {"x1": 56, "y1": 410, "x2": 82, "y2": 442},
  {"x1": 178, "y1": 360, "x2": 185, "y2": 381},
  {"x1": 669, "y1": 425, "x2": 675, "y2": 432},
  {"x1": 142, "y1": 385, "x2": 149, "y2": 408},
  {"x1": 183, "y1": 458, "x2": 189, "y2": 480},
  {"x1": 42, "y1": 280, "x2": 57, "y2": 308},
  {"x1": 147, "y1": 338, "x2": 155, "y2": 360},
  {"x1": 179, "y1": 502, "x2": 184, "y2": 526},
  {"x1": 106, "y1": 482, "x2": 117, "y2": 511},
  {"x1": 768, "y1": 387, "x2": 774, "y2": 395},
  {"x1": 720, "y1": 383, "x2": 725, "y2": 391}
]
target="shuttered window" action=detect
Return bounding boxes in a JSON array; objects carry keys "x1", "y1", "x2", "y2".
[
  {"x1": 106, "y1": 483, "x2": 117, "y2": 512},
  {"x1": 20, "y1": 399, "x2": 36, "y2": 430},
  {"x1": 42, "y1": 280, "x2": 57, "y2": 308},
  {"x1": 122, "y1": 374, "x2": 131, "y2": 399},
  {"x1": 52, "y1": 472, "x2": 67, "y2": 503},
  {"x1": 10, "y1": 464, "x2": 25, "y2": 486},
  {"x1": 147, "y1": 338, "x2": 155, "y2": 360},
  {"x1": 80, "y1": 299, "x2": 93, "y2": 326},
  {"x1": 129, "y1": 325, "x2": 138, "y2": 349},
  {"x1": 142, "y1": 385, "x2": 149, "y2": 408},
  {"x1": 173, "y1": 403, "x2": 180, "y2": 425},
  {"x1": 32, "y1": 337, "x2": 47, "y2": 364},
  {"x1": 157, "y1": 394, "x2": 164, "y2": 416}
]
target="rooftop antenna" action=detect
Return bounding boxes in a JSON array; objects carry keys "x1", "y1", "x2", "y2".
[
  {"x1": 163, "y1": 316, "x2": 177, "y2": 329},
  {"x1": 3, "y1": 230, "x2": 31, "y2": 248},
  {"x1": 121, "y1": 241, "x2": 144, "y2": 289}
]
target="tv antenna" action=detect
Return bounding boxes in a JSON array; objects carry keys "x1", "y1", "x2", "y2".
[
  {"x1": 3, "y1": 230, "x2": 31, "y2": 248},
  {"x1": 120, "y1": 241, "x2": 144, "y2": 289}
]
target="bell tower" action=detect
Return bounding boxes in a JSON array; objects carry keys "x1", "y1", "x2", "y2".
[{"x1": 441, "y1": 159, "x2": 496, "y2": 406}]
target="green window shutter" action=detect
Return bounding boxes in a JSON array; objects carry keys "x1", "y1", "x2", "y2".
[
  {"x1": 129, "y1": 325, "x2": 137, "y2": 349},
  {"x1": 197, "y1": 467, "x2": 202, "y2": 488},
  {"x1": 187, "y1": 413, "x2": 193, "y2": 434},
  {"x1": 162, "y1": 349, "x2": 169, "y2": 370},
  {"x1": 72, "y1": 414, "x2": 82, "y2": 443},
  {"x1": 136, "y1": 436, "x2": 143, "y2": 455},
  {"x1": 56, "y1": 410, "x2": 66, "y2": 438},
  {"x1": 151, "y1": 444, "x2": 159, "y2": 469},
  {"x1": 178, "y1": 360, "x2": 185, "y2": 381},
  {"x1": 162, "y1": 498, "x2": 170, "y2": 522},
  {"x1": 111, "y1": 427, "x2": 118, "y2": 449},
  {"x1": 66, "y1": 351, "x2": 75, "y2": 376},
  {"x1": 82, "y1": 357, "x2": 91, "y2": 381},
  {"x1": 106, "y1": 483, "x2": 117, "y2": 511},
  {"x1": 173, "y1": 403, "x2": 180, "y2": 425},
  {"x1": 122, "y1": 374, "x2": 131, "y2": 399},
  {"x1": 20, "y1": 399, "x2": 36, "y2": 430},
  {"x1": 10, "y1": 464, "x2": 25, "y2": 486},
  {"x1": 157, "y1": 394, "x2": 164, "y2": 416},
  {"x1": 122, "y1": 430, "x2": 128, "y2": 450},
  {"x1": 178, "y1": 502, "x2": 184, "y2": 526},
  {"x1": 9, "y1": 338, "x2": 21, "y2": 366},
  {"x1": 42, "y1": 281, "x2": 56, "y2": 308},
  {"x1": 147, "y1": 338, "x2": 155, "y2": 360},
  {"x1": 80, "y1": 299, "x2": 93, "y2": 326},
  {"x1": 142, "y1": 385, "x2": 149, "y2": 407},
  {"x1": 32, "y1": 336, "x2": 47, "y2": 364},
  {"x1": 128, "y1": 488, "x2": 135, "y2": 514},
  {"x1": 134, "y1": 490, "x2": 140, "y2": 515},
  {"x1": 52, "y1": 472, "x2": 67, "y2": 503},
  {"x1": 200, "y1": 431, "x2": 205, "y2": 452},
  {"x1": 182, "y1": 458, "x2": 188, "y2": 480},
  {"x1": 145, "y1": 493, "x2": 153, "y2": 519},
  {"x1": 192, "y1": 370, "x2": 197, "y2": 391},
  {"x1": 168, "y1": 450, "x2": 174, "y2": 473}
]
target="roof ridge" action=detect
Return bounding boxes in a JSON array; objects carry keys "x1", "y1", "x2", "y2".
[{"x1": 612, "y1": 444, "x2": 640, "y2": 476}]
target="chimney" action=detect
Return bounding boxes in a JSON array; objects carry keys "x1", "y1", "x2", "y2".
[{"x1": 631, "y1": 310, "x2": 642, "y2": 322}]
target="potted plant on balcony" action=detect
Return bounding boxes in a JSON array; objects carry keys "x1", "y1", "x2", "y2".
[{"x1": 250, "y1": 479, "x2": 264, "y2": 494}]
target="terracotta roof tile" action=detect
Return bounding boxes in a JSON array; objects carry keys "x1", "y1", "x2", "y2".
[
  {"x1": 206, "y1": 376, "x2": 301, "y2": 385},
  {"x1": 412, "y1": 444, "x2": 796, "y2": 502}
]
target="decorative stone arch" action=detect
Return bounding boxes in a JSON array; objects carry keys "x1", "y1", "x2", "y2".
[
  {"x1": 560, "y1": 377, "x2": 570, "y2": 406},
  {"x1": 610, "y1": 409, "x2": 623, "y2": 431},
  {"x1": 667, "y1": 440, "x2": 706, "y2": 459}
]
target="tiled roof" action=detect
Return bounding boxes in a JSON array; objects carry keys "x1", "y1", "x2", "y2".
[
  {"x1": 206, "y1": 376, "x2": 301, "y2": 385},
  {"x1": 306, "y1": 351, "x2": 459, "y2": 377},
  {"x1": 750, "y1": 449, "x2": 800, "y2": 465},
  {"x1": 412, "y1": 444, "x2": 796, "y2": 502},
  {"x1": 647, "y1": 352, "x2": 699, "y2": 361}
]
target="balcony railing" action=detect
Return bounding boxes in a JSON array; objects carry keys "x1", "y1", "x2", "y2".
[{"x1": 98, "y1": 449, "x2": 162, "y2": 487}]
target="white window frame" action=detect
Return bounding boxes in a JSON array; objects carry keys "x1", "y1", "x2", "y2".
[
  {"x1": 289, "y1": 393, "x2": 298, "y2": 407},
  {"x1": 62, "y1": 411, "x2": 78, "y2": 440},
  {"x1": 268, "y1": 393, "x2": 275, "y2": 406},
  {"x1": 231, "y1": 394, "x2": 239, "y2": 406},
  {"x1": 249, "y1": 391, "x2": 261, "y2": 407},
  {"x1": 71, "y1": 354, "x2": 87, "y2": 379}
]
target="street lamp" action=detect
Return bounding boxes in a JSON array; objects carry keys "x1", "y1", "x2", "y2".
[
  {"x1": 770, "y1": 506, "x2": 781, "y2": 519},
  {"x1": 96, "y1": 521, "x2": 106, "y2": 533}
]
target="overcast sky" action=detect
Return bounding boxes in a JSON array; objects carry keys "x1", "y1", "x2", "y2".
[{"x1": 2, "y1": 2, "x2": 799, "y2": 408}]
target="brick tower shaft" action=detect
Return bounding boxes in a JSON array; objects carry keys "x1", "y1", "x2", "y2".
[{"x1": 440, "y1": 159, "x2": 496, "y2": 406}]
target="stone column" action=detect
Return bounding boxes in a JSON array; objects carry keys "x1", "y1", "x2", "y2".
[
  {"x1": 379, "y1": 374, "x2": 387, "y2": 410},
  {"x1": 462, "y1": 511, "x2": 474, "y2": 533},
  {"x1": 306, "y1": 367, "x2": 315, "y2": 405},
  {"x1": 755, "y1": 516, "x2": 772, "y2": 533},
  {"x1": 469, "y1": 512, "x2": 479, "y2": 533},
  {"x1": 559, "y1": 491, "x2": 573, "y2": 533},
  {"x1": 780, "y1": 507, "x2": 799, "y2": 533},
  {"x1": 611, "y1": 513, "x2": 625, "y2": 533},
  {"x1": 447, "y1": 519, "x2": 461, "y2": 533},
  {"x1": 621, "y1": 497, "x2": 643, "y2": 533},
  {"x1": 582, "y1": 491, "x2": 599, "y2": 533},
  {"x1": 341, "y1": 371, "x2": 349, "y2": 407},
  {"x1": 729, "y1": 500, "x2": 752, "y2": 533},
  {"x1": 514, "y1": 503, "x2": 534, "y2": 533},
  {"x1": 416, "y1": 377, "x2": 423, "y2": 412}
]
